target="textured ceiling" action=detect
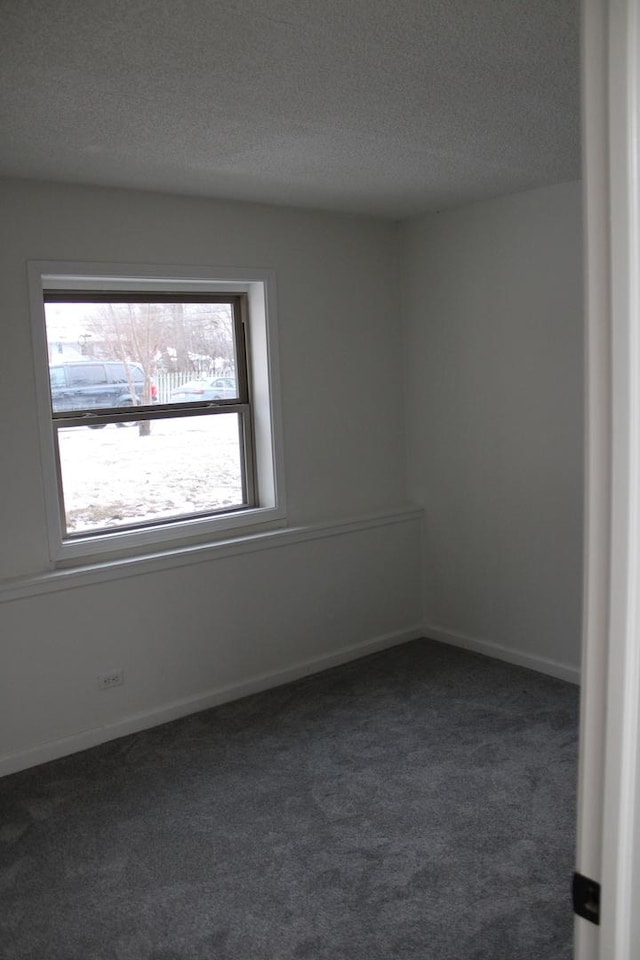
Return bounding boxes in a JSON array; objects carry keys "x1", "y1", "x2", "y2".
[{"x1": 0, "y1": 0, "x2": 580, "y2": 218}]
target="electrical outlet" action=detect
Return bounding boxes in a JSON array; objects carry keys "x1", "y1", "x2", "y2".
[{"x1": 97, "y1": 669, "x2": 124, "y2": 690}]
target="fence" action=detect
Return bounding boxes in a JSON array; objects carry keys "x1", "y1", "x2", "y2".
[{"x1": 154, "y1": 368, "x2": 230, "y2": 403}]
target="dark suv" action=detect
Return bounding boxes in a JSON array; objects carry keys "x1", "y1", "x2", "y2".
[{"x1": 48, "y1": 360, "x2": 155, "y2": 413}]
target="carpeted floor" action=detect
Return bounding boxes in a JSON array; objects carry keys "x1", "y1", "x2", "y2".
[{"x1": 0, "y1": 639, "x2": 579, "y2": 960}]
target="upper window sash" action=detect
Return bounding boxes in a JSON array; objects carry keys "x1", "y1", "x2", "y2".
[{"x1": 44, "y1": 290, "x2": 250, "y2": 417}]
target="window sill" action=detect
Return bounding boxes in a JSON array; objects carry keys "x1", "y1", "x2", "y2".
[
  {"x1": 0, "y1": 506, "x2": 422, "y2": 604},
  {"x1": 53, "y1": 505, "x2": 286, "y2": 564}
]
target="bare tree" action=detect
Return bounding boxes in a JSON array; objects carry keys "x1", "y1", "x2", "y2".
[
  {"x1": 84, "y1": 300, "x2": 237, "y2": 435},
  {"x1": 86, "y1": 303, "x2": 160, "y2": 435}
]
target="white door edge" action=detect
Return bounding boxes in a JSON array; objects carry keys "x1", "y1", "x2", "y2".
[
  {"x1": 575, "y1": 0, "x2": 610, "y2": 951},
  {"x1": 577, "y1": 1, "x2": 640, "y2": 958},
  {"x1": 601, "y1": 0, "x2": 640, "y2": 954}
]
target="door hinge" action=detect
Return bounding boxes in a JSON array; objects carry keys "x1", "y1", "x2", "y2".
[{"x1": 573, "y1": 872, "x2": 601, "y2": 925}]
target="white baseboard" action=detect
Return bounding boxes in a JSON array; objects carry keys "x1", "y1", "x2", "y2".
[
  {"x1": 2, "y1": 624, "x2": 578, "y2": 778},
  {"x1": 0, "y1": 625, "x2": 424, "y2": 778},
  {"x1": 424, "y1": 624, "x2": 581, "y2": 685}
]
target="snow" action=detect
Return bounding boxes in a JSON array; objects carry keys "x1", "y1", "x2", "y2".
[{"x1": 57, "y1": 415, "x2": 244, "y2": 534}]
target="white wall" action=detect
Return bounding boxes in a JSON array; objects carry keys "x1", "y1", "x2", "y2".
[
  {"x1": 0, "y1": 177, "x2": 585, "y2": 772},
  {"x1": 1, "y1": 179, "x2": 408, "y2": 578},
  {"x1": 401, "y1": 181, "x2": 584, "y2": 679},
  {"x1": 0, "y1": 179, "x2": 421, "y2": 773},
  {"x1": 0, "y1": 519, "x2": 422, "y2": 774}
]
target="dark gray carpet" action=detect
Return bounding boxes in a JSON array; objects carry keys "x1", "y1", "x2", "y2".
[{"x1": 0, "y1": 639, "x2": 578, "y2": 960}]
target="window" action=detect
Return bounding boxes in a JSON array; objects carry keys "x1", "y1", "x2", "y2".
[{"x1": 29, "y1": 263, "x2": 285, "y2": 562}]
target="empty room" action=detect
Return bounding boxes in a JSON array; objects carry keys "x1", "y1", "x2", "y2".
[{"x1": 2, "y1": 1, "x2": 636, "y2": 958}]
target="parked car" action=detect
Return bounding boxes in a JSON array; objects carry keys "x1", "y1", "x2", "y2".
[
  {"x1": 48, "y1": 360, "x2": 157, "y2": 415},
  {"x1": 170, "y1": 377, "x2": 237, "y2": 402}
]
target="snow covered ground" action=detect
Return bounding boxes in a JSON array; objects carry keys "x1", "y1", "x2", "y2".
[{"x1": 57, "y1": 414, "x2": 243, "y2": 534}]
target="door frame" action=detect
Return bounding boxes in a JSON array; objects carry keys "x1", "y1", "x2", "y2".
[{"x1": 577, "y1": 1, "x2": 640, "y2": 957}]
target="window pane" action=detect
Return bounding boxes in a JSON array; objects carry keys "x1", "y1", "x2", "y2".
[
  {"x1": 43, "y1": 300, "x2": 238, "y2": 412},
  {"x1": 56, "y1": 414, "x2": 245, "y2": 535}
]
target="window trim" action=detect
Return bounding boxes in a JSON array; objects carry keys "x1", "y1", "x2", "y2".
[{"x1": 29, "y1": 261, "x2": 287, "y2": 564}]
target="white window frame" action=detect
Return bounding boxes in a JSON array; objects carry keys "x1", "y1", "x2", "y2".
[{"x1": 28, "y1": 261, "x2": 287, "y2": 563}]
